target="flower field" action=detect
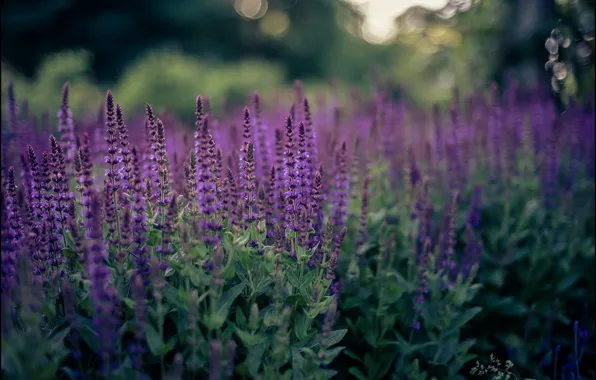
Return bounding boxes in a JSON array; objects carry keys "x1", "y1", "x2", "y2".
[{"x1": 1, "y1": 80, "x2": 594, "y2": 380}]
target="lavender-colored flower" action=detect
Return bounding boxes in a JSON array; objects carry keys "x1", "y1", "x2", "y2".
[
  {"x1": 6, "y1": 81, "x2": 17, "y2": 133},
  {"x1": 332, "y1": 142, "x2": 350, "y2": 230},
  {"x1": 224, "y1": 339, "x2": 237, "y2": 379},
  {"x1": 209, "y1": 340, "x2": 222, "y2": 380},
  {"x1": 309, "y1": 168, "x2": 324, "y2": 248},
  {"x1": 253, "y1": 92, "x2": 270, "y2": 180},
  {"x1": 303, "y1": 97, "x2": 318, "y2": 185},
  {"x1": 19, "y1": 152, "x2": 32, "y2": 207},
  {"x1": 104, "y1": 91, "x2": 120, "y2": 197},
  {"x1": 239, "y1": 107, "x2": 253, "y2": 190},
  {"x1": 432, "y1": 104, "x2": 444, "y2": 164},
  {"x1": 186, "y1": 150, "x2": 198, "y2": 216},
  {"x1": 320, "y1": 298, "x2": 339, "y2": 346},
  {"x1": 214, "y1": 147, "x2": 223, "y2": 189},
  {"x1": 274, "y1": 129, "x2": 285, "y2": 215},
  {"x1": 130, "y1": 274, "x2": 147, "y2": 371},
  {"x1": 103, "y1": 180, "x2": 119, "y2": 251},
  {"x1": 131, "y1": 147, "x2": 150, "y2": 290},
  {"x1": 144, "y1": 104, "x2": 160, "y2": 203},
  {"x1": 1, "y1": 190, "x2": 17, "y2": 296},
  {"x1": 79, "y1": 133, "x2": 95, "y2": 222},
  {"x1": 154, "y1": 118, "x2": 172, "y2": 209},
  {"x1": 39, "y1": 151, "x2": 62, "y2": 271},
  {"x1": 489, "y1": 83, "x2": 503, "y2": 179},
  {"x1": 408, "y1": 147, "x2": 420, "y2": 189},
  {"x1": 412, "y1": 237, "x2": 432, "y2": 330},
  {"x1": 116, "y1": 104, "x2": 133, "y2": 197},
  {"x1": 6, "y1": 167, "x2": 24, "y2": 248},
  {"x1": 242, "y1": 141, "x2": 257, "y2": 225},
  {"x1": 438, "y1": 191, "x2": 459, "y2": 280},
  {"x1": 49, "y1": 135, "x2": 69, "y2": 239},
  {"x1": 84, "y1": 190, "x2": 120, "y2": 372},
  {"x1": 328, "y1": 280, "x2": 341, "y2": 297},
  {"x1": 543, "y1": 119, "x2": 560, "y2": 210},
  {"x1": 57, "y1": 82, "x2": 75, "y2": 175},
  {"x1": 27, "y1": 145, "x2": 43, "y2": 225},
  {"x1": 256, "y1": 185, "x2": 266, "y2": 227},
  {"x1": 226, "y1": 167, "x2": 241, "y2": 227},
  {"x1": 461, "y1": 223, "x2": 482, "y2": 281},
  {"x1": 157, "y1": 195, "x2": 178, "y2": 258},
  {"x1": 467, "y1": 185, "x2": 482, "y2": 230},
  {"x1": 296, "y1": 121, "x2": 308, "y2": 207},
  {"x1": 266, "y1": 165, "x2": 277, "y2": 229},
  {"x1": 356, "y1": 177, "x2": 369, "y2": 254},
  {"x1": 283, "y1": 115, "x2": 299, "y2": 231},
  {"x1": 325, "y1": 226, "x2": 346, "y2": 280}
]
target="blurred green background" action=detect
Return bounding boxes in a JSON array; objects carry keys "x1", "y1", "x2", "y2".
[{"x1": 1, "y1": 0, "x2": 594, "y2": 118}]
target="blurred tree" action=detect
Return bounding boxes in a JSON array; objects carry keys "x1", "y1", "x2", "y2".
[{"x1": 1, "y1": 0, "x2": 357, "y2": 83}]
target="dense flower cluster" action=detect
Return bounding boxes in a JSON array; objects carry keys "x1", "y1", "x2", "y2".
[{"x1": 0, "y1": 80, "x2": 593, "y2": 380}]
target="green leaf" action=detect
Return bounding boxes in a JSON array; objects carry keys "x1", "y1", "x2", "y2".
[
  {"x1": 234, "y1": 230, "x2": 251, "y2": 246},
  {"x1": 294, "y1": 312, "x2": 311, "y2": 340},
  {"x1": 161, "y1": 338, "x2": 177, "y2": 355},
  {"x1": 291, "y1": 348, "x2": 304, "y2": 380},
  {"x1": 402, "y1": 342, "x2": 437, "y2": 355},
  {"x1": 147, "y1": 229, "x2": 161, "y2": 247},
  {"x1": 217, "y1": 281, "x2": 247, "y2": 314},
  {"x1": 286, "y1": 272, "x2": 301, "y2": 289},
  {"x1": 445, "y1": 307, "x2": 482, "y2": 333},
  {"x1": 162, "y1": 286, "x2": 187, "y2": 311},
  {"x1": 60, "y1": 367, "x2": 82, "y2": 380},
  {"x1": 145, "y1": 324, "x2": 164, "y2": 356},
  {"x1": 321, "y1": 346, "x2": 345, "y2": 365},
  {"x1": 236, "y1": 307, "x2": 247, "y2": 328},
  {"x1": 122, "y1": 297, "x2": 136, "y2": 310},
  {"x1": 516, "y1": 199, "x2": 540, "y2": 231},
  {"x1": 62, "y1": 248, "x2": 80, "y2": 262},
  {"x1": 323, "y1": 329, "x2": 347, "y2": 348},
  {"x1": 245, "y1": 344, "x2": 265, "y2": 378},
  {"x1": 349, "y1": 367, "x2": 368, "y2": 380},
  {"x1": 235, "y1": 329, "x2": 267, "y2": 347},
  {"x1": 345, "y1": 349, "x2": 364, "y2": 363},
  {"x1": 306, "y1": 296, "x2": 333, "y2": 319},
  {"x1": 431, "y1": 339, "x2": 458, "y2": 365},
  {"x1": 300, "y1": 270, "x2": 318, "y2": 289},
  {"x1": 556, "y1": 273, "x2": 582, "y2": 293},
  {"x1": 79, "y1": 324, "x2": 102, "y2": 354},
  {"x1": 286, "y1": 295, "x2": 307, "y2": 308},
  {"x1": 254, "y1": 277, "x2": 273, "y2": 295}
]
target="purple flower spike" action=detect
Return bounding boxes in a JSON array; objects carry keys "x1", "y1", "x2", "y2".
[
  {"x1": 356, "y1": 177, "x2": 369, "y2": 254},
  {"x1": 57, "y1": 82, "x2": 75, "y2": 176},
  {"x1": 332, "y1": 142, "x2": 350, "y2": 230},
  {"x1": 209, "y1": 340, "x2": 222, "y2": 380},
  {"x1": 412, "y1": 237, "x2": 432, "y2": 329},
  {"x1": 283, "y1": 115, "x2": 298, "y2": 231},
  {"x1": 84, "y1": 190, "x2": 119, "y2": 373}
]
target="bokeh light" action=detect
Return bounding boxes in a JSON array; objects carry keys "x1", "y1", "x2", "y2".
[
  {"x1": 345, "y1": 0, "x2": 449, "y2": 44},
  {"x1": 234, "y1": 0, "x2": 268, "y2": 20},
  {"x1": 259, "y1": 10, "x2": 290, "y2": 38}
]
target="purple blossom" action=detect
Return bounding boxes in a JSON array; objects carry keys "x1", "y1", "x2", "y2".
[
  {"x1": 283, "y1": 115, "x2": 299, "y2": 231},
  {"x1": 356, "y1": 177, "x2": 369, "y2": 253},
  {"x1": 84, "y1": 191, "x2": 120, "y2": 372},
  {"x1": 332, "y1": 142, "x2": 349, "y2": 230},
  {"x1": 57, "y1": 82, "x2": 76, "y2": 175}
]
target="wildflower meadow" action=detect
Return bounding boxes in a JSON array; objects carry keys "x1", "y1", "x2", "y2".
[{"x1": 0, "y1": 78, "x2": 594, "y2": 380}]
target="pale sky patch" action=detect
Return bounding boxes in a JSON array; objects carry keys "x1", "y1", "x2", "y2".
[{"x1": 345, "y1": 0, "x2": 450, "y2": 43}]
